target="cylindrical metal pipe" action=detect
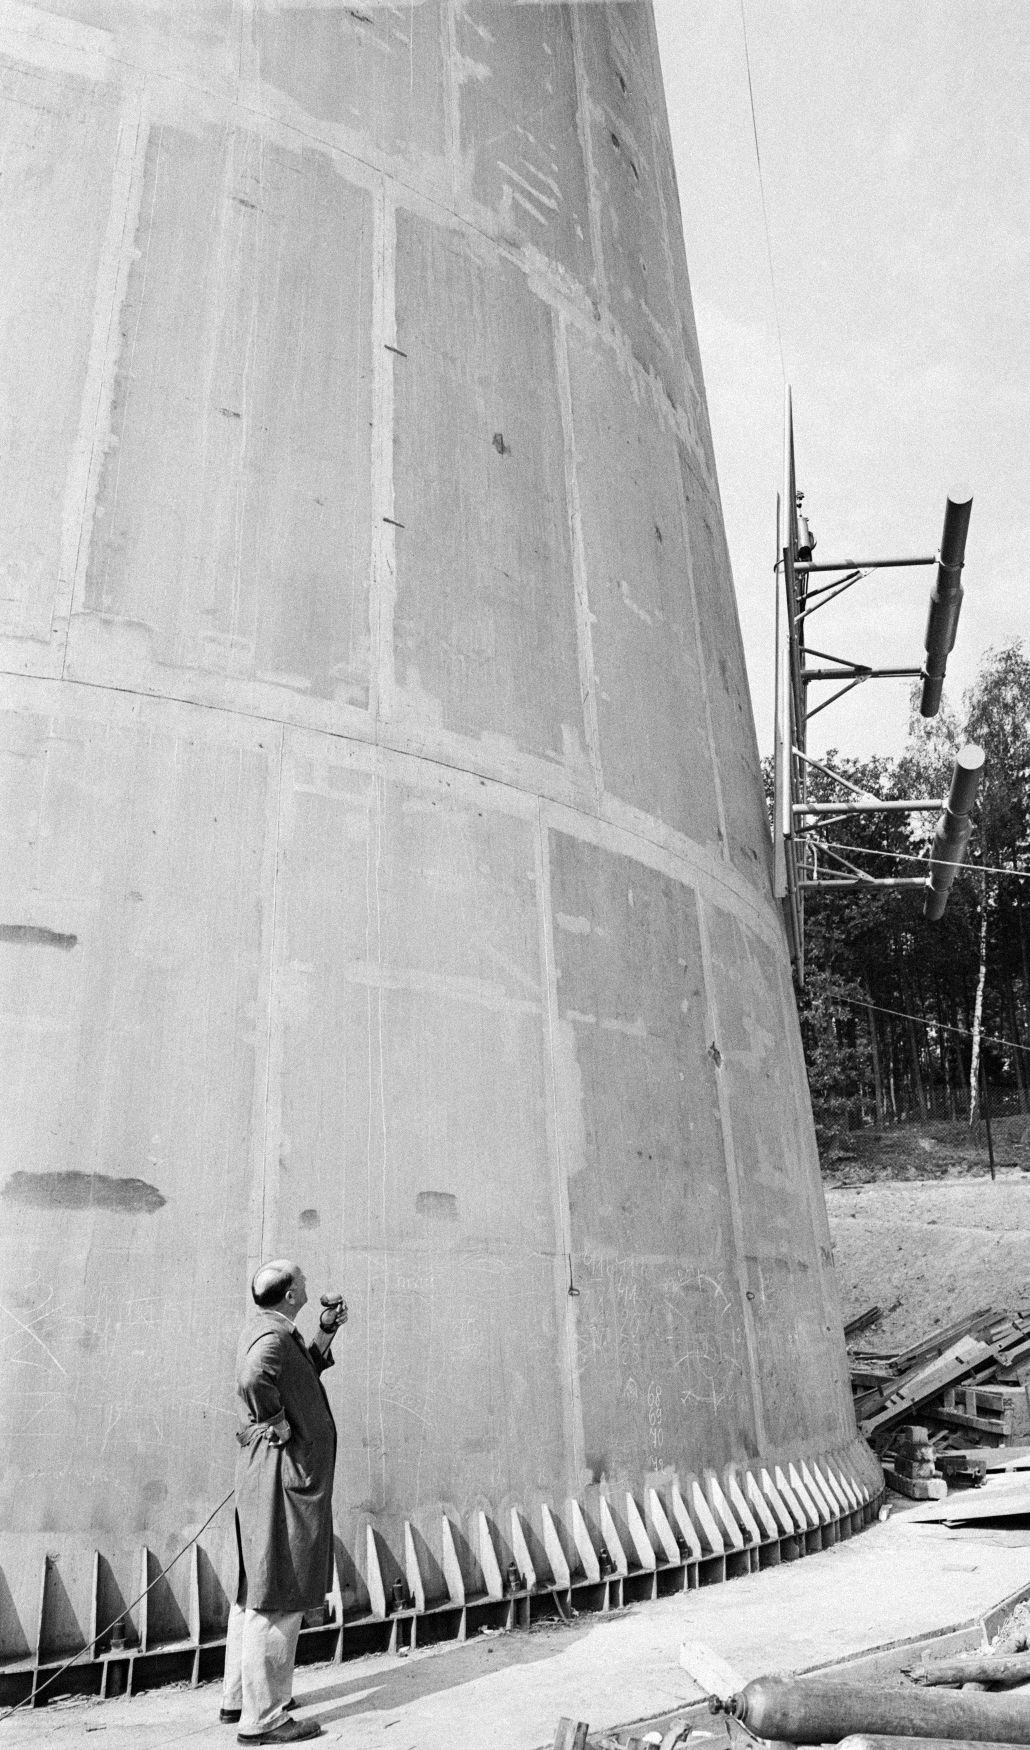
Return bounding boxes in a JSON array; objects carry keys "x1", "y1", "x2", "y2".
[
  {"x1": 945, "y1": 743, "x2": 987, "y2": 817},
  {"x1": 714, "y1": 1676, "x2": 1030, "y2": 1744},
  {"x1": 797, "y1": 800, "x2": 942, "y2": 814},
  {"x1": 913, "y1": 1656, "x2": 1030, "y2": 1688},
  {"x1": 924, "y1": 743, "x2": 985, "y2": 920},
  {"x1": 794, "y1": 556, "x2": 937, "y2": 572},
  {"x1": 839, "y1": 1738, "x2": 1030, "y2": 1750},
  {"x1": 920, "y1": 490, "x2": 973, "y2": 717}
]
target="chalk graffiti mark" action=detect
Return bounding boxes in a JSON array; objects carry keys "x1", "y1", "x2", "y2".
[{"x1": 0, "y1": 1301, "x2": 68, "y2": 1375}]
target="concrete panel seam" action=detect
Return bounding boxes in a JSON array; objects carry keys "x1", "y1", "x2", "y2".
[
  {"x1": 554, "y1": 313, "x2": 604, "y2": 810},
  {"x1": 693, "y1": 889, "x2": 769, "y2": 1450},
  {"x1": 233, "y1": 0, "x2": 261, "y2": 92},
  {"x1": 62, "y1": 83, "x2": 150, "y2": 669},
  {"x1": 673, "y1": 444, "x2": 731, "y2": 867},
  {"x1": 570, "y1": 6, "x2": 607, "y2": 314},
  {"x1": 258, "y1": 722, "x2": 287, "y2": 1261},
  {"x1": 234, "y1": 88, "x2": 701, "y2": 463},
  {"x1": 370, "y1": 181, "x2": 397, "y2": 734},
  {"x1": 0, "y1": 668, "x2": 787, "y2": 964},
  {"x1": 535, "y1": 804, "x2": 587, "y2": 1489},
  {"x1": 442, "y1": 0, "x2": 460, "y2": 208},
  {"x1": 640, "y1": 48, "x2": 687, "y2": 397},
  {"x1": 0, "y1": 0, "x2": 113, "y2": 79},
  {"x1": 769, "y1": 954, "x2": 844, "y2": 1344},
  {"x1": 363, "y1": 766, "x2": 390, "y2": 1513},
  {"x1": 16, "y1": 33, "x2": 712, "y2": 487},
  {"x1": 540, "y1": 794, "x2": 786, "y2": 957}
]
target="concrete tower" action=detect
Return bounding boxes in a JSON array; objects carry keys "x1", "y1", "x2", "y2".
[{"x1": 0, "y1": 0, "x2": 879, "y2": 1687}]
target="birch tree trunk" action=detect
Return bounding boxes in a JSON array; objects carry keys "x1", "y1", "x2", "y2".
[{"x1": 969, "y1": 872, "x2": 988, "y2": 1125}]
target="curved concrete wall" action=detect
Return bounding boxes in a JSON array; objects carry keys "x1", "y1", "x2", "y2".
[{"x1": 0, "y1": 0, "x2": 876, "y2": 1676}]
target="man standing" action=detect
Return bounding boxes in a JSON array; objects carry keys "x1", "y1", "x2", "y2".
[{"x1": 221, "y1": 1260, "x2": 347, "y2": 1745}]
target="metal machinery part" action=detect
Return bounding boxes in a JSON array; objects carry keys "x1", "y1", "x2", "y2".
[
  {"x1": 773, "y1": 391, "x2": 976, "y2": 976},
  {"x1": 0, "y1": 1, "x2": 880, "y2": 1704}
]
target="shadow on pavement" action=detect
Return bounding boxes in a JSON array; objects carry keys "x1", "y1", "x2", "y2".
[{"x1": 297, "y1": 1618, "x2": 595, "y2": 1720}]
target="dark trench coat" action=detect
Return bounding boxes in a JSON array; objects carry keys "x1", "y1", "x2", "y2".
[{"x1": 233, "y1": 1310, "x2": 338, "y2": 1613}]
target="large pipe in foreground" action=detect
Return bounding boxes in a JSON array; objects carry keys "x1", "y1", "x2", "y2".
[
  {"x1": 924, "y1": 744, "x2": 985, "y2": 920},
  {"x1": 840, "y1": 1739, "x2": 1030, "y2": 1750},
  {"x1": 713, "y1": 1677, "x2": 1030, "y2": 1744},
  {"x1": 920, "y1": 491, "x2": 973, "y2": 717}
]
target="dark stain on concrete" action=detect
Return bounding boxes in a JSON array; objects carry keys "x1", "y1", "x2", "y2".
[
  {"x1": 0, "y1": 924, "x2": 77, "y2": 950},
  {"x1": 2, "y1": 1171, "x2": 166, "y2": 1214},
  {"x1": 299, "y1": 1207, "x2": 320, "y2": 1229},
  {"x1": 415, "y1": 1190, "x2": 458, "y2": 1221}
]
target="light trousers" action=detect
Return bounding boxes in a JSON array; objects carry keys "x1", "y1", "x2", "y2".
[{"x1": 223, "y1": 1599, "x2": 303, "y2": 1737}]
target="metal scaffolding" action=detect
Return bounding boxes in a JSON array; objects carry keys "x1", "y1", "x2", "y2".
[{"x1": 772, "y1": 389, "x2": 982, "y2": 981}]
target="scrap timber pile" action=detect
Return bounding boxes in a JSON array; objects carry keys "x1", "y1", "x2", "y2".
[{"x1": 848, "y1": 1305, "x2": 1030, "y2": 1497}]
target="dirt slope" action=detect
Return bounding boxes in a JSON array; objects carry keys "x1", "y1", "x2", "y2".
[{"x1": 827, "y1": 1173, "x2": 1030, "y2": 1352}]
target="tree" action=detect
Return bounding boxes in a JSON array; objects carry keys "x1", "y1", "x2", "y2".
[{"x1": 777, "y1": 644, "x2": 1030, "y2": 1142}]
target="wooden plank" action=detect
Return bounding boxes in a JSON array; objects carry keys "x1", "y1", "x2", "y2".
[
  {"x1": 861, "y1": 1334, "x2": 999, "y2": 1437},
  {"x1": 930, "y1": 1405, "x2": 1012, "y2": 1438},
  {"x1": 974, "y1": 1385, "x2": 1029, "y2": 1410},
  {"x1": 890, "y1": 1307, "x2": 998, "y2": 1372},
  {"x1": 994, "y1": 1362, "x2": 1030, "y2": 1378},
  {"x1": 850, "y1": 1362, "x2": 896, "y2": 1387},
  {"x1": 844, "y1": 1305, "x2": 883, "y2": 1341},
  {"x1": 885, "y1": 1469, "x2": 948, "y2": 1500},
  {"x1": 553, "y1": 1721, "x2": 589, "y2": 1750},
  {"x1": 862, "y1": 1318, "x2": 1030, "y2": 1440}
]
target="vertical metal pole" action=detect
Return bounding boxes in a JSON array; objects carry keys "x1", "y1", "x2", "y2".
[
  {"x1": 980, "y1": 1058, "x2": 996, "y2": 1181},
  {"x1": 773, "y1": 492, "x2": 788, "y2": 900},
  {"x1": 782, "y1": 385, "x2": 804, "y2": 979}
]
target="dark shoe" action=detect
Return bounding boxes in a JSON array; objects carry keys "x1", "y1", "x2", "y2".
[
  {"x1": 237, "y1": 1718, "x2": 321, "y2": 1745},
  {"x1": 223, "y1": 1699, "x2": 295, "y2": 1726}
]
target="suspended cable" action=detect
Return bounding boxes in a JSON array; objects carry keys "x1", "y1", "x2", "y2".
[
  {"x1": 824, "y1": 987, "x2": 1030, "y2": 1059},
  {"x1": 817, "y1": 839, "x2": 1030, "y2": 884},
  {"x1": 0, "y1": 1489, "x2": 235, "y2": 1720},
  {"x1": 739, "y1": 0, "x2": 786, "y2": 384}
]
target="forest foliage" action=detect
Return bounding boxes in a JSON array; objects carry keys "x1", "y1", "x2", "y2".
[{"x1": 777, "y1": 642, "x2": 1030, "y2": 1148}]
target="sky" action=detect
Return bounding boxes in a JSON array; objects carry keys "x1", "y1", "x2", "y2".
[{"x1": 652, "y1": 1, "x2": 1029, "y2": 761}]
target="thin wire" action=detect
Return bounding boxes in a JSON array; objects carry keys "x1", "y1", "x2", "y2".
[
  {"x1": 818, "y1": 839, "x2": 1030, "y2": 883},
  {"x1": 739, "y1": 0, "x2": 787, "y2": 383},
  {"x1": 0, "y1": 1489, "x2": 235, "y2": 1722},
  {"x1": 826, "y1": 987, "x2": 1030, "y2": 1059}
]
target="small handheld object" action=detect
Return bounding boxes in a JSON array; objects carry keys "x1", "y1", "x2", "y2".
[{"x1": 319, "y1": 1291, "x2": 348, "y2": 1333}]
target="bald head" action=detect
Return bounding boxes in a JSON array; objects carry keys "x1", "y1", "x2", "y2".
[{"x1": 252, "y1": 1258, "x2": 303, "y2": 1313}]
